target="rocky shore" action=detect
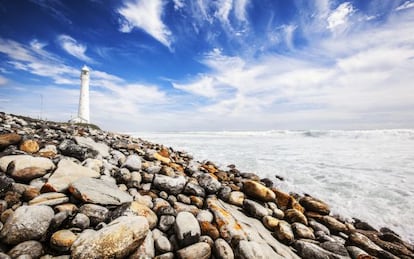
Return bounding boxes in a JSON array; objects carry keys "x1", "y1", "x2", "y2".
[{"x1": 0, "y1": 112, "x2": 412, "y2": 259}]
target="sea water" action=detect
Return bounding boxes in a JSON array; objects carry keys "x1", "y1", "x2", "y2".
[{"x1": 133, "y1": 130, "x2": 414, "y2": 243}]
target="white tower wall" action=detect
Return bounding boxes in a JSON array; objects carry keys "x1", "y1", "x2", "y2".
[{"x1": 78, "y1": 65, "x2": 90, "y2": 123}]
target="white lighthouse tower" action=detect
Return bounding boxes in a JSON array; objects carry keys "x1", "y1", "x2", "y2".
[{"x1": 73, "y1": 65, "x2": 90, "y2": 123}]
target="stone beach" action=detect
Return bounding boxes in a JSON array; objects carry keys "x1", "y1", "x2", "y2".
[{"x1": 0, "y1": 112, "x2": 413, "y2": 259}]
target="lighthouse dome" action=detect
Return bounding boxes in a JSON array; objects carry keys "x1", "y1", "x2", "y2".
[{"x1": 81, "y1": 65, "x2": 89, "y2": 72}]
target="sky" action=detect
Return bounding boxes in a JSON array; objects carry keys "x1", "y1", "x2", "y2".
[{"x1": 0, "y1": 0, "x2": 414, "y2": 131}]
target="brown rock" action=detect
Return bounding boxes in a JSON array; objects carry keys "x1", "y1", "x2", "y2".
[
  {"x1": 112, "y1": 201, "x2": 158, "y2": 229},
  {"x1": 177, "y1": 242, "x2": 211, "y2": 259},
  {"x1": 0, "y1": 133, "x2": 21, "y2": 150},
  {"x1": 28, "y1": 192, "x2": 69, "y2": 206},
  {"x1": 154, "y1": 152, "x2": 171, "y2": 164},
  {"x1": 292, "y1": 222, "x2": 315, "y2": 239},
  {"x1": 243, "y1": 180, "x2": 275, "y2": 202},
  {"x1": 50, "y1": 229, "x2": 77, "y2": 251},
  {"x1": 291, "y1": 199, "x2": 305, "y2": 213},
  {"x1": 228, "y1": 191, "x2": 244, "y2": 206},
  {"x1": 285, "y1": 209, "x2": 308, "y2": 225},
  {"x1": 200, "y1": 221, "x2": 220, "y2": 240},
  {"x1": 190, "y1": 196, "x2": 204, "y2": 208},
  {"x1": 55, "y1": 203, "x2": 78, "y2": 213},
  {"x1": 159, "y1": 147, "x2": 170, "y2": 158},
  {"x1": 274, "y1": 220, "x2": 294, "y2": 244},
  {"x1": 272, "y1": 188, "x2": 291, "y2": 210},
  {"x1": 299, "y1": 196, "x2": 330, "y2": 215},
  {"x1": 10, "y1": 167, "x2": 48, "y2": 182},
  {"x1": 321, "y1": 216, "x2": 347, "y2": 233},
  {"x1": 262, "y1": 215, "x2": 280, "y2": 230},
  {"x1": 19, "y1": 140, "x2": 39, "y2": 153},
  {"x1": 349, "y1": 232, "x2": 398, "y2": 259}
]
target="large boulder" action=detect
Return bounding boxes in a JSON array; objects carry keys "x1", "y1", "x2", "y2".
[
  {"x1": 243, "y1": 180, "x2": 275, "y2": 202},
  {"x1": 176, "y1": 242, "x2": 211, "y2": 259},
  {"x1": 175, "y1": 211, "x2": 201, "y2": 247},
  {"x1": 69, "y1": 177, "x2": 132, "y2": 205},
  {"x1": 300, "y1": 196, "x2": 330, "y2": 215},
  {"x1": 42, "y1": 159, "x2": 100, "y2": 192},
  {"x1": 153, "y1": 174, "x2": 186, "y2": 195},
  {"x1": 71, "y1": 216, "x2": 149, "y2": 259},
  {"x1": 74, "y1": 136, "x2": 110, "y2": 158},
  {"x1": 0, "y1": 205, "x2": 54, "y2": 244},
  {"x1": 111, "y1": 201, "x2": 158, "y2": 229},
  {"x1": 0, "y1": 133, "x2": 21, "y2": 150}
]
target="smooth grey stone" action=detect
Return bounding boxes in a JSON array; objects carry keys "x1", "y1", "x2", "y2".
[
  {"x1": 243, "y1": 199, "x2": 270, "y2": 219},
  {"x1": 69, "y1": 177, "x2": 132, "y2": 205},
  {"x1": 183, "y1": 182, "x2": 205, "y2": 197},
  {"x1": 0, "y1": 205, "x2": 54, "y2": 244},
  {"x1": 196, "y1": 210, "x2": 214, "y2": 223},
  {"x1": 214, "y1": 238, "x2": 234, "y2": 259},
  {"x1": 122, "y1": 154, "x2": 142, "y2": 171},
  {"x1": 79, "y1": 204, "x2": 109, "y2": 226},
  {"x1": 197, "y1": 174, "x2": 221, "y2": 194},
  {"x1": 176, "y1": 242, "x2": 211, "y2": 259},
  {"x1": 158, "y1": 215, "x2": 175, "y2": 232},
  {"x1": 155, "y1": 235, "x2": 172, "y2": 254},
  {"x1": 7, "y1": 240, "x2": 43, "y2": 258},
  {"x1": 153, "y1": 175, "x2": 186, "y2": 195},
  {"x1": 71, "y1": 213, "x2": 90, "y2": 229},
  {"x1": 174, "y1": 211, "x2": 201, "y2": 247}
]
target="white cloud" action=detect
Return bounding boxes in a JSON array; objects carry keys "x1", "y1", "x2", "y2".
[
  {"x1": 118, "y1": 0, "x2": 172, "y2": 48},
  {"x1": 215, "y1": 0, "x2": 233, "y2": 26},
  {"x1": 396, "y1": 1, "x2": 414, "y2": 11},
  {"x1": 327, "y1": 2, "x2": 354, "y2": 31},
  {"x1": 30, "y1": 39, "x2": 47, "y2": 50},
  {"x1": 57, "y1": 35, "x2": 93, "y2": 63},
  {"x1": 234, "y1": 0, "x2": 249, "y2": 22},
  {"x1": 173, "y1": 0, "x2": 185, "y2": 10},
  {"x1": 173, "y1": 76, "x2": 221, "y2": 98}
]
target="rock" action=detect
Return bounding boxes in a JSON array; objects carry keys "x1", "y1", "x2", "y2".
[
  {"x1": 190, "y1": 195, "x2": 204, "y2": 208},
  {"x1": 320, "y1": 241, "x2": 349, "y2": 256},
  {"x1": 0, "y1": 173, "x2": 14, "y2": 195},
  {"x1": 82, "y1": 158, "x2": 103, "y2": 173},
  {"x1": 74, "y1": 136, "x2": 110, "y2": 158},
  {"x1": 173, "y1": 202, "x2": 199, "y2": 216},
  {"x1": 294, "y1": 240, "x2": 348, "y2": 259},
  {"x1": 262, "y1": 215, "x2": 280, "y2": 230},
  {"x1": 130, "y1": 230, "x2": 155, "y2": 258},
  {"x1": 69, "y1": 177, "x2": 132, "y2": 205},
  {"x1": 321, "y1": 216, "x2": 348, "y2": 233},
  {"x1": 243, "y1": 199, "x2": 270, "y2": 219},
  {"x1": 346, "y1": 246, "x2": 369, "y2": 258},
  {"x1": 348, "y1": 232, "x2": 397, "y2": 259},
  {"x1": 158, "y1": 215, "x2": 175, "y2": 232},
  {"x1": 55, "y1": 203, "x2": 78, "y2": 214},
  {"x1": 58, "y1": 139, "x2": 93, "y2": 161},
  {"x1": 207, "y1": 197, "x2": 299, "y2": 259},
  {"x1": 300, "y1": 196, "x2": 331, "y2": 215},
  {"x1": 0, "y1": 205, "x2": 54, "y2": 244},
  {"x1": 28, "y1": 192, "x2": 69, "y2": 206},
  {"x1": 243, "y1": 180, "x2": 275, "y2": 202},
  {"x1": 214, "y1": 238, "x2": 234, "y2": 259},
  {"x1": 79, "y1": 204, "x2": 109, "y2": 226},
  {"x1": 200, "y1": 221, "x2": 220, "y2": 240},
  {"x1": 197, "y1": 174, "x2": 221, "y2": 194},
  {"x1": 183, "y1": 182, "x2": 205, "y2": 197},
  {"x1": 38, "y1": 144, "x2": 57, "y2": 158},
  {"x1": 153, "y1": 152, "x2": 171, "y2": 164},
  {"x1": 129, "y1": 171, "x2": 141, "y2": 188},
  {"x1": 7, "y1": 240, "x2": 43, "y2": 258},
  {"x1": 19, "y1": 139, "x2": 39, "y2": 153},
  {"x1": 71, "y1": 213, "x2": 90, "y2": 229},
  {"x1": 121, "y1": 154, "x2": 142, "y2": 171},
  {"x1": 155, "y1": 252, "x2": 174, "y2": 259},
  {"x1": 155, "y1": 234, "x2": 172, "y2": 254},
  {"x1": 0, "y1": 133, "x2": 21, "y2": 150},
  {"x1": 274, "y1": 220, "x2": 295, "y2": 245},
  {"x1": 218, "y1": 186, "x2": 232, "y2": 200},
  {"x1": 285, "y1": 209, "x2": 308, "y2": 225},
  {"x1": 71, "y1": 216, "x2": 149, "y2": 259},
  {"x1": 111, "y1": 201, "x2": 158, "y2": 229},
  {"x1": 153, "y1": 175, "x2": 186, "y2": 195},
  {"x1": 42, "y1": 159, "x2": 100, "y2": 192},
  {"x1": 309, "y1": 218, "x2": 330, "y2": 235},
  {"x1": 236, "y1": 240, "x2": 283, "y2": 259},
  {"x1": 3, "y1": 155, "x2": 55, "y2": 180},
  {"x1": 176, "y1": 242, "x2": 211, "y2": 259},
  {"x1": 228, "y1": 191, "x2": 244, "y2": 206},
  {"x1": 272, "y1": 188, "x2": 292, "y2": 210},
  {"x1": 50, "y1": 229, "x2": 77, "y2": 252},
  {"x1": 292, "y1": 222, "x2": 315, "y2": 239},
  {"x1": 197, "y1": 210, "x2": 214, "y2": 223},
  {"x1": 177, "y1": 194, "x2": 191, "y2": 204},
  {"x1": 175, "y1": 211, "x2": 201, "y2": 247}
]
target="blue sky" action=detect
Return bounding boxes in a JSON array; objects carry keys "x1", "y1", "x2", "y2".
[{"x1": 1, "y1": 0, "x2": 414, "y2": 131}]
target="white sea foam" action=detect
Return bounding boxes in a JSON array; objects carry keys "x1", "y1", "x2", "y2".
[{"x1": 133, "y1": 129, "x2": 414, "y2": 243}]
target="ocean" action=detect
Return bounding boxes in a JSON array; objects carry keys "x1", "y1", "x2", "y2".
[{"x1": 133, "y1": 129, "x2": 414, "y2": 243}]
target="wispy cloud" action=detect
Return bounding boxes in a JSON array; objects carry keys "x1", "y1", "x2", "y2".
[
  {"x1": 0, "y1": 76, "x2": 7, "y2": 86},
  {"x1": 117, "y1": 0, "x2": 172, "y2": 49},
  {"x1": 396, "y1": 1, "x2": 414, "y2": 11},
  {"x1": 28, "y1": 0, "x2": 72, "y2": 24},
  {"x1": 57, "y1": 35, "x2": 94, "y2": 63},
  {"x1": 327, "y1": 2, "x2": 354, "y2": 32}
]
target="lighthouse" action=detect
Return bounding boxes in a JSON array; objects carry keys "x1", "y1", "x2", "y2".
[{"x1": 73, "y1": 65, "x2": 90, "y2": 123}]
